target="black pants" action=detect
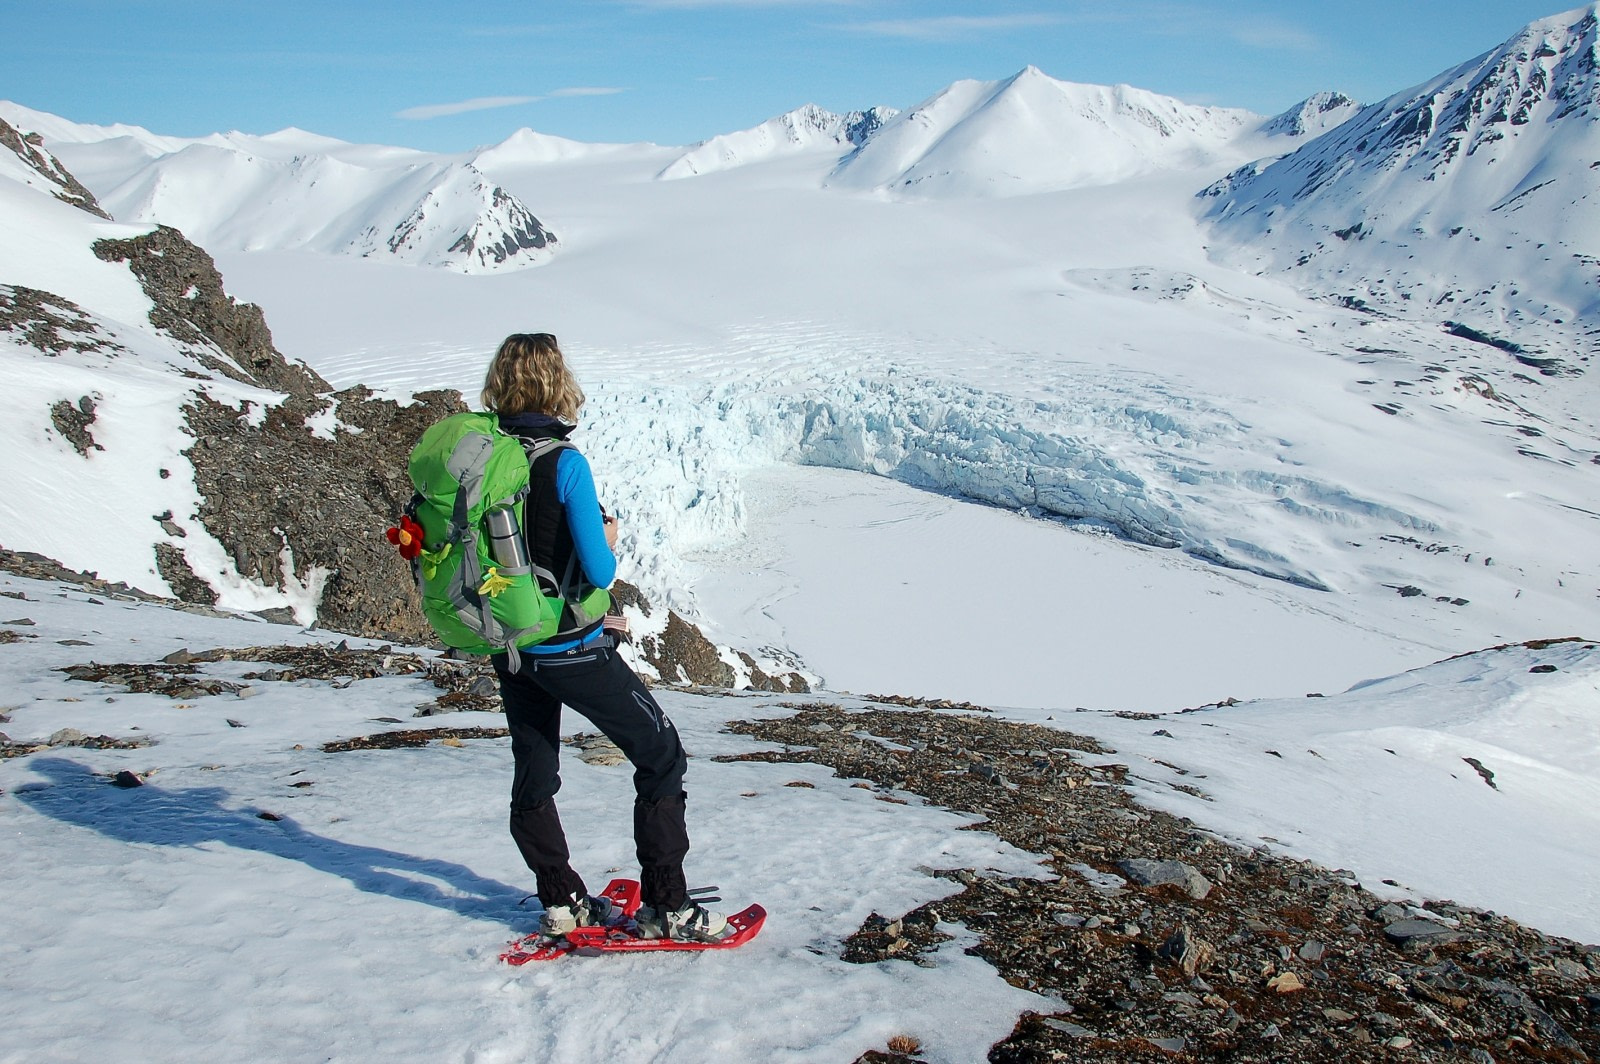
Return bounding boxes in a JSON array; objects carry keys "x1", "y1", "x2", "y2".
[{"x1": 493, "y1": 642, "x2": 692, "y2": 911}]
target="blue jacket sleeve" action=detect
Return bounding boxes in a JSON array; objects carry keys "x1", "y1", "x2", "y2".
[{"x1": 554, "y1": 448, "x2": 617, "y2": 589}]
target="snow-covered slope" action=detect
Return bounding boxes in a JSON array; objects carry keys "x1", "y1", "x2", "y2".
[
  {"x1": 7, "y1": 22, "x2": 1600, "y2": 688},
  {"x1": 1203, "y1": 4, "x2": 1600, "y2": 360},
  {"x1": 473, "y1": 126, "x2": 645, "y2": 169},
  {"x1": 658, "y1": 103, "x2": 897, "y2": 179},
  {"x1": 0, "y1": 575, "x2": 1045, "y2": 1064},
  {"x1": 1258, "y1": 90, "x2": 1364, "y2": 139},
  {"x1": 0, "y1": 578, "x2": 1594, "y2": 1063},
  {"x1": 0, "y1": 103, "x2": 558, "y2": 274},
  {"x1": 0, "y1": 118, "x2": 334, "y2": 618},
  {"x1": 1067, "y1": 636, "x2": 1600, "y2": 945},
  {"x1": 829, "y1": 66, "x2": 1260, "y2": 197}
]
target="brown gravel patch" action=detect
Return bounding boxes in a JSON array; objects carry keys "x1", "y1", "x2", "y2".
[{"x1": 721, "y1": 703, "x2": 1599, "y2": 1063}]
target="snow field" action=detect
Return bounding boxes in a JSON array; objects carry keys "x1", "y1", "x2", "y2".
[
  {"x1": 0, "y1": 576, "x2": 1047, "y2": 1064},
  {"x1": 1028, "y1": 638, "x2": 1600, "y2": 946}
]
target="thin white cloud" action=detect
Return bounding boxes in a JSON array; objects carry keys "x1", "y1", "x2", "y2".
[
  {"x1": 624, "y1": 0, "x2": 859, "y2": 7},
  {"x1": 396, "y1": 88, "x2": 626, "y2": 120},
  {"x1": 396, "y1": 96, "x2": 541, "y2": 120},
  {"x1": 838, "y1": 14, "x2": 1069, "y2": 41}
]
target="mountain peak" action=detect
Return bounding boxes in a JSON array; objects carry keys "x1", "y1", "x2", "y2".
[
  {"x1": 1261, "y1": 91, "x2": 1363, "y2": 138},
  {"x1": 657, "y1": 103, "x2": 899, "y2": 180},
  {"x1": 830, "y1": 67, "x2": 1259, "y2": 198}
]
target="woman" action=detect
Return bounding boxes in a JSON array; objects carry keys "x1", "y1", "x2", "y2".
[{"x1": 481, "y1": 332, "x2": 727, "y2": 942}]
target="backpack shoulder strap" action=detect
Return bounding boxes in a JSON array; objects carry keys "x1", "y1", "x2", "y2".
[{"x1": 520, "y1": 436, "x2": 573, "y2": 466}]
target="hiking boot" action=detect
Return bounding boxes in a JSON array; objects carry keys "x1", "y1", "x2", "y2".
[
  {"x1": 633, "y1": 902, "x2": 729, "y2": 942},
  {"x1": 539, "y1": 893, "x2": 617, "y2": 938}
]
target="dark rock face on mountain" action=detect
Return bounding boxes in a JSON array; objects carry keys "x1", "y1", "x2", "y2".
[
  {"x1": 843, "y1": 106, "x2": 898, "y2": 147},
  {"x1": 0, "y1": 285, "x2": 115, "y2": 355},
  {"x1": 0, "y1": 117, "x2": 110, "y2": 218},
  {"x1": 1218, "y1": 10, "x2": 1599, "y2": 204},
  {"x1": 92, "y1": 225, "x2": 329, "y2": 397},
  {"x1": 443, "y1": 181, "x2": 557, "y2": 269}
]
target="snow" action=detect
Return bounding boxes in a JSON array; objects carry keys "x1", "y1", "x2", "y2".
[
  {"x1": 685, "y1": 465, "x2": 1427, "y2": 711},
  {"x1": 0, "y1": 102, "x2": 554, "y2": 275},
  {"x1": 1202, "y1": 3, "x2": 1600, "y2": 356},
  {"x1": 659, "y1": 104, "x2": 894, "y2": 180},
  {"x1": 1044, "y1": 638, "x2": 1600, "y2": 946},
  {"x1": 829, "y1": 67, "x2": 1261, "y2": 198},
  {"x1": 0, "y1": 165, "x2": 322, "y2": 616},
  {"x1": 0, "y1": 575, "x2": 1045, "y2": 1063},
  {"x1": 3, "y1": 10, "x2": 1600, "y2": 1058}
]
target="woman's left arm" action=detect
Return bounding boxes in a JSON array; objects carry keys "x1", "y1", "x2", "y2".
[{"x1": 554, "y1": 449, "x2": 617, "y2": 588}]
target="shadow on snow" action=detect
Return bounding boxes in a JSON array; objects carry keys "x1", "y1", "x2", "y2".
[{"x1": 15, "y1": 757, "x2": 532, "y2": 930}]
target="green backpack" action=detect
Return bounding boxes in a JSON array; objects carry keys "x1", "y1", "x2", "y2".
[{"x1": 402, "y1": 412, "x2": 610, "y2": 668}]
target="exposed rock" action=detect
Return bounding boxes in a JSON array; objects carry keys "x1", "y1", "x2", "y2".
[
  {"x1": 181, "y1": 386, "x2": 464, "y2": 640},
  {"x1": 0, "y1": 546, "x2": 164, "y2": 602},
  {"x1": 728, "y1": 704, "x2": 1600, "y2": 1063},
  {"x1": 1118, "y1": 858, "x2": 1215, "y2": 900},
  {"x1": 1157, "y1": 924, "x2": 1216, "y2": 977},
  {"x1": 640, "y1": 610, "x2": 735, "y2": 687},
  {"x1": 153, "y1": 543, "x2": 218, "y2": 605},
  {"x1": 0, "y1": 118, "x2": 110, "y2": 218},
  {"x1": 736, "y1": 649, "x2": 811, "y2": 693},
  {"x1": 92, "y1": 225, "x2": 328, "y2": 397},
  {"x1": 607, "y1": 579, "x2": 652, "y2": 617},
  {"x1": 48, "y1": 395, "x2": 101, "y2": 456},
  {"x1": 0, "y1": 285, "x2": 117, "y2": 355},
  {"x1": 1, "y1": 726, "x2": 153, "y2": 761},
  {"x1": 443, "y1": 182, "x2": 558, "y2": 269},
  {"x1": 568, "y1": 732, "x2": 627, "y2": 766},
  {"x1": 322, "y1": 725, "x2": 509, "y2": 753},
  {"x1": 1384, "y1": 918, "x2": 1464, "y2": 945}
]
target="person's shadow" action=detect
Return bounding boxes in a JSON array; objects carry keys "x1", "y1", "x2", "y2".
[{"x1": 16, "y1": 757, "x2": 535, "y2": 931}]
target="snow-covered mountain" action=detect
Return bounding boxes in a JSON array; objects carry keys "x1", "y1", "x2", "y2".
[
  {"x1": 1202, "y1": 4, "x2": 1600, "y2": 360},
  {"x1": 1258, "y1": 90, "x2": 1364, "y2": 139},
  {"x1": 0, "y1": 103, "x2": 559, "y2": 274},
  {"x1": 828, "y1": 66, "x2": 1260, "y2": 197},
  {"x1": 0, "y1": 115, "x2": 334, "y2": 614},
  {"x1": 474, "y1": 126, "x2": 644, "y2": 169},
  {"x1": 658, "y1": 103, "x2": 898, "y2": 179}
]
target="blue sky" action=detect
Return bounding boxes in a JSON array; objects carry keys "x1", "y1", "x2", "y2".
[{"x1": 3, "y1": 1, "x2": 1580, "y2": 151}]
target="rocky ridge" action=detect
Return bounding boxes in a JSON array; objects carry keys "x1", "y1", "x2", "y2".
[
  {"x1": 0, "y1": 117, "x2": 108, "y2": 218},
  {"x1": 92, "y1": 225, "x2": 329, "y2": 397},
  {"x1": 723, "y1": 703, "x2": 1599, "y2": 1063},
  {"x1": 1258, "y1": 92, "x2": 1363, "y2": 140}
]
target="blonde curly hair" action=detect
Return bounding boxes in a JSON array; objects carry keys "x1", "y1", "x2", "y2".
[{"x1": 481, "y1": 333, "x2": 586, "y2": 422}]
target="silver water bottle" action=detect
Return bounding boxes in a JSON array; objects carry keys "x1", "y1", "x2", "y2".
[{"x1": 484, "y1": 506, "x2": 531, "y2": 571}]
